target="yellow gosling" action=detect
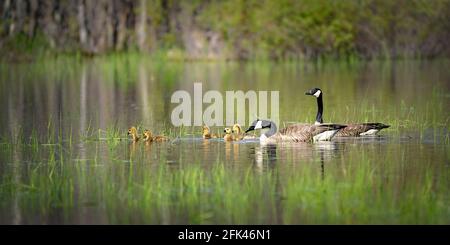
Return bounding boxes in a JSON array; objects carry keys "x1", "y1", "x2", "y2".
[
  {"x1": 232, "y1": 124, "x2": 244, "y2": 140},
  {"x1": 223, "y1": 127, "x2": 234, "y2": 141},
  {"x1": 143, "y1": 130, "x2": 152, "y2": 142},
  {"x1": 127, "y1": 126, "x2": 140, "y2": 142},
  {"x1": 143, "y1": 129, "x2": 169, "y2": 142},
  {"x1": 202, "y1": 125, "x2": 218, "y2": 139},
  {"x1": 232, "y1": 123, "x2": 257, "y2": 140}
]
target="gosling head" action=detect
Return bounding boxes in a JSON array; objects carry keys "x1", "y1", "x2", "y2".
[
  {"x1": 143, "y1": 129, "x2": 153, "y2": 141},
  {"x1": 128, "y1": 127, "x2": 139, "y2": 141},
  {"x1": 232, "y1": 124, "x2": 243, "y2": 134},
  {"x1": 305, "y1": 88, "x2": 322, "y2": 98},
  {"x1": 128, "y1": 127, "x2": 137, "y2": 136},
  {"x1": 223, "y1": 128, "x2": 232, "y2": 135}
]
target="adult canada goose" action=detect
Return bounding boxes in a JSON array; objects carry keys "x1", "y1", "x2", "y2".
[
  {"x1": 232, "y1": 123, "x2": 257, "y2": 140},
  {"x1": 143, "y1": 129, "x2": 169, "y2": 142},
  {"x1": 245, "y1": 119, "x2": 346, "y2": 144},
  {"x1": 305, "y1": 88, "x2": 390, "y2": 136},
  {"x1": 223, "y1": 128, "x2": 235, "y2": 141},
  {"x1": 127, "y1": 126, "x2": 140, "y2": 142},
  {"x1": 202, "y1": 125, "x2": 218, "y2": 139}
]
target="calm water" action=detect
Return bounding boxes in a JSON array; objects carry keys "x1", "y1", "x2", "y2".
[{"x1": 0, "y1": 58, "x2": 449, "y2": 224}]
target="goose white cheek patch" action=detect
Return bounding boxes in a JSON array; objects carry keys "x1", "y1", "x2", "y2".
[
  {"x1": 313, "y1": 90, "x2": 322, "y2": 97},
  {"x1": 255, "y1": 121, "x2": 263, "y2": 129}
]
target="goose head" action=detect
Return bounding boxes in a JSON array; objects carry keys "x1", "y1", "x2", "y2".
[
  {"x1": 305, "y1": 87, "x2": 324, "y2": 124},
  {"x1": 245, "y1": 119, "x2": 272, "y2": 133},
  {"x1": 305, "y1": 88, "x2": 322, "y2": 98}
]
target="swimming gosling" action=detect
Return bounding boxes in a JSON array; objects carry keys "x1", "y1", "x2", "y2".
[
  {"x1": 202, "y1": 125, "x2": 218, "y2": 139},
  {"x1": 232, "y1": 123, "x2": 257, "y2": 140},
  {"x1": 127, "y1": 126, "x2": 140, "y2": 142},
  {"x1": 143, "y1": 129, "x2": 169, "y2": 142},
  {"x1": 223, "y1": 128, "x2": 234, "y2": 141}
]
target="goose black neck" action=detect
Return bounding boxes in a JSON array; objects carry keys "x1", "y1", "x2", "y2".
[{"x1": 316, "y1": 94, "x2": 323, "y2": 124}]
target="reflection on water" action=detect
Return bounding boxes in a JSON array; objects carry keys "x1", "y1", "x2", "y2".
[{"x1": 0, "y1": 59, "x2": 449, "y2": 224}]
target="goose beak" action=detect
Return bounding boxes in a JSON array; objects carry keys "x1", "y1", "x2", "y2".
[
  {"x1": 305, "y1": 90, "x2": 313, "y2": 95},
  {"x1": 245, "y1": 126, "x2": 255, "y2": 133}
]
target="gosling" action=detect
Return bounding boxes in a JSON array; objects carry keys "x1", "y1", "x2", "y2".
[
  {"x1": 127, "y1": 126, "x2": 140, "y2": 142},
  {"x1": 143, "y1": 129, "x2": 169, "y2": 142},
  {"x1": 232, "y1": 123, "x2": 257, "y2": 140},
  {"x1": 202, "y1": 125, "x2": 218, "y2": 139},
  {"x1": 223, "y1": 128, "x2": 234, "y2": 141}
]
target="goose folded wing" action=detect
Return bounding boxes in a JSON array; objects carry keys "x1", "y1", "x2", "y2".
[
  {"x1": 337, "y1": 123, "x2": 390, "y2": 137},
  {"x1": 277, "y1": 123, "x2": 342, "y2": 142}
]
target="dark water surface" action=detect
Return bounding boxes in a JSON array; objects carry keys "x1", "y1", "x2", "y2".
[{"x1": 0, "y1": 59, "x2": 448, "y2": 224}]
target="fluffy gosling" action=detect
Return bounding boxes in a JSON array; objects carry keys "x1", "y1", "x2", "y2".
[
  {"x1": 223, "y1": 128, "x2": 234, "y2": 141},
  {"x1": 127, "y1": 126, "x2": 140, "y2": 142},
  {"x1": 202, "y1": 125, "x2": 218, "y2": 139},
  {"x1": 143, "y1": 129, "x2": 169, "y2": 142}
]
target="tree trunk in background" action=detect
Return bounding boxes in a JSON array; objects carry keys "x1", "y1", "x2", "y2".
[
  {"x1": 77, "y1": 0, "x2": 87, "y2": 50},
  {"x1": 1, "y1": 0, "x2": 10, "y2": 36},
  {"x1": 85, "y1": 1, "x2": 96, "y2": 53},
  {"x1": 40, "y1": 0, "x2": 56, "y2": 48},
  {"x1": 3, "y1": 0, "x2": 15, "y2": 36},
  {"x1": 14, "y1": 0, "x2": 25, "y2": 34},
  {"x1": 28, "y1": 0, "x2": 38, "y2": 38},
  {"x1": 136, "y1": 0, "x2": 147, "y2": 52},
  {"x1": 106, "y1": 1, "x2": 115, "y2": 50},
  {"x1": 115, "y1": 0, "x2": 127, "y2": 51},
  {"x1": 160, "y1": 0, "x2": 170, "y2": 35}
]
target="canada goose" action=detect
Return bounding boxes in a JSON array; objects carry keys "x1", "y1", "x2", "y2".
[
  {"x1": 202, "y1": 125, "x2": 218, "y2": 139},
  {"x1": 305, "y1": 88, "x2": 390, "y2": 136},
  {"x1": 245, "y1": 119, "x2": 346, "y2": 144},
  {"x1": 127, "y1": 127, "x2": 140, "y2": 142},
  {"x1": 223, "y1": 128, "x2": 235, "y2": 141},
  {"x1": 143, "y1": 129, "x2": 169, "y2": 142},
  {"x1": 232, "y1": 123, "x2": 257, "y2": 140}
]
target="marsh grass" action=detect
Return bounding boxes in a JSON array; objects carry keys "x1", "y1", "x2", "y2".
[{"x1": 0, "y1": 142, "x2": 448, "y2": 224}]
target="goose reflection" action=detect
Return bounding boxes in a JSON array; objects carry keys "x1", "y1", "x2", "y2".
[
  {"x1": 251, "y1": 141, "x2": 340, "y2": 177},
  {"x1": 252, "y1": 144, "x2": 278, "y2": 173},
  {"x1": 313, "y1": 141, "x2": 339, "y2": 180}
]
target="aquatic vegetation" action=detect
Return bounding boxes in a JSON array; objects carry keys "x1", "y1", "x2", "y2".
[{"x1": 0, "y1": 142, "x2": 448, "y2": 224}]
